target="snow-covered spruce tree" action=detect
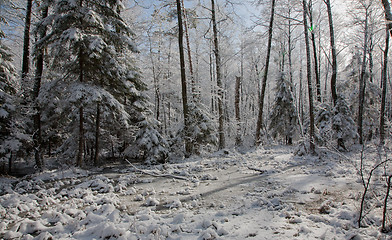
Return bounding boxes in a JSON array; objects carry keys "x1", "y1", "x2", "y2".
[
  {"x1": 315, "y1": 103, "x2": 333, "y2": 146},
  {"x1": 0, "y1": 42, "x2": 28, "y2": 172},
  {"x1": 332, "y1": 96, "x2": 357, "y2": 150},
  {"x1": 269, "y1": 72, "x2": 298, "y2": 145},
  {"x1": 169, "y1": 102, "x2": 218, "y2": 157},
  {"x1": 36, "y1": 0, "x2": 167, "y2": 166}
]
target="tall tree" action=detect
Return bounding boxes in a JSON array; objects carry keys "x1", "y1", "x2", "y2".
[
  {"x1": 181, "y1": 0, "x2": 197, "y2": 97},
  {"x1": 302, "y1": 0, "x2": 316, "y2": 153},
  {"x1": 357, "y1": 1, "x2": 371, "y2": 145},
  {"x1": 308, "y1": 0, "x2": 321, "y2": 102},
  {"x1": 235, "y1": 76, "x2": 241, "y2": 146},
  {"x1": 255, "y1": 0, "x2": 276, "y2": 145},
  {"x1": 380, "y1": 0, "x2": 392, "y2": 144},
  {"x1": 37, "y1": 0, "x2": 167, "y2": 165},
  {"x1": 33, "y1": 2, "x2": 49, "y2": 170},
  {"x1": 176, "y1": 0, "x2": 192, "y2": 156},
  {"x1": 21, "y1": 0, "x2": 33, "y2": 87},
  {"x1": 324, "y1": 0, "x2": 347, "y2": 149},
  {"x1": 324, "y1": 0, "x2": 337, "y2": 105},
  {"x1": 211, "y1": 0, "x2": 225, "y2": 149}
]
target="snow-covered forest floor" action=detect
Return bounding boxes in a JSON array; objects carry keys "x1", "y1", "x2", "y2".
[{"x1": 1, "y1": 145, "x2": 391, "y2": 239}]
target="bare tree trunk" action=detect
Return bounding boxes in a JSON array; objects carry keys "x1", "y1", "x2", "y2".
[
  {"x1": 324, "y1": 0, "x2": 338, "y2": 106},
  {"x1": 94, "y1": 103, "x2": 100, "y2": 166},
  {"x1": 382, "y1": 174, "x2": 392, "y2": 232},
  {"x1": 255, "y1": 0, "x2": 276, "y2": 145},
  {"x1": 211, "y1": 0, "x2": 225, "y2": 149},
  {"x1": 368, "y1": 36, "x2": 374, "y2": 83},
  {"x1": 235, "y1": 76, "x2": 241, "y2": 146},
  {"x1": 308, "y1": 0, "x2": 321, "y2": 102},
  {"x1": 181, "y1": 0, "x2": 196, "y2": 98},
  {"x1": 21, "y1": 0, "x2": 33, "y2": 85},
  {"x1": 33, "y1": 5, "x2": 48, "y2": 170},
  {"x1": 303, "y1": 0, "x2": 316, "y2": 154},
  {"x1": 147, "y1": 32, "x2": 160, "y2": 121},
  {"x1": 77, "y1": 48, "x2": 84, "y2": 167},
  {"x1": 176, "y1": 0, "x2": 191, "y2": 156},
  {"x1": 358, "y1": 7, "x2": 369, "y2": 145},
  {"x1": 324, "y1": 0, "x2": 343, "y2": 148},
  {"x1": 287, "y1": 7, "x2": 294, "y2": 88},
  {"x1": 380, "y1": 0, "x2": 392, "y2": 144}
]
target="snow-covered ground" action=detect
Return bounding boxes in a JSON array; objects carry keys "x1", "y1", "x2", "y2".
[{"x1": 1, "y1": 145, "x2": 391, "y2": 239}]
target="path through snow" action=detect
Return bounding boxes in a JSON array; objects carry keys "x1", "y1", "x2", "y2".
[{"x1": 0, "y1": 146, "x2": 389, "y2": 239}]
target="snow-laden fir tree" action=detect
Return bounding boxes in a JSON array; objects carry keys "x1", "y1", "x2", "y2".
[
  {"x1": 0, "y1": 42, "x2": 28, "y2": 171},
  {"x1": 269, "y1": 72, "x2": 298, "y2": 145},
  {"x1": 315, "y1": 103, "x2": 333, "y2": 145},
  {"x1": 169, "y1": 102, "x2": 218, "y2": 156},
  {"x1": 332, "y1": 96, "x2": 357, "y2": 150},
  {"x1": 35, "y1": 0, "x2": 168, "y2": 166}
]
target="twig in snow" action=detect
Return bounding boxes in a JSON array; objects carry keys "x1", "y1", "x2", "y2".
[{"x1": 124, "y1": 159, "x2": 190, "y2": 181}]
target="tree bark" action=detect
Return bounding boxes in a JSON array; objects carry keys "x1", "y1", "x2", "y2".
[
  {"x1": 33, "y1": 5, "x2": 48, "y2": 170},
  {"x1": 77, "y1": 47, "x2": 84, "y2": 167},
  {"x1": 324, "y1": 0, "x2": 337, "y2": 106},
  {"x1": 308, "y1": 0, "x2": 321, "y2": 102},
  {"x1": 235, "y1": 76, "x2": 241, "y2": 146},
  {"x1": 21, "y1": 0, "x2": 33, "y2": 84},
  {"x1": 324, "y1": 0, "x2": 344, "y2": 149},
  {"x1": 176, "y1": 0, "x2": 191, "y2": 156},
  {"x1": 303, "y1": 0, "x2": 316, "y2": 154},
  {"x1": 358, "y1": 7, "x2": 369, "y2": 145},
  {"x1": 380, "y1": 0, "x2": 392, "y2": 144},
  {"x1": 255, "y1": 0, "x2": 276, "y2": 145},
  {"x1": 181, "y1": 0, "x2": 196, "y2": 98},
  {"x1": 211, "y1": 0, "x2": 225, "y2": 149},
  {"x1": 94, "y1": 103, "x2": 100, "y2": 166}
]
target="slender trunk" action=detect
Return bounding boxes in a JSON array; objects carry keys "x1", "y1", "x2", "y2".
[
  {"x1": 382, "y1": 175, "x2": 392, "y2": 232},
  {"x1": 326, "y1": 0, "x2": 338, "y2": 106},
  {"x1": 176, "y1": 0, "x2": 191, "y2": 155},
  {"x1": 368, "y1": 36, "x2": 374, "y2": 83},
  {"x1": 324, "y1": 0, "x2": 342, "y2": 148},
  {"x1": 235, "y1": 76, "x2": 241, "y2": 146},
  {"x1": 94, "y1": 103, "x2": 100, "y2": 166},
  {"x1": 358, "y1": 9, "x2": 369, "y2": 145},
  {"x1": 288, "y1": 8, "x2": 294, "y2": 88},
  {"x1": 380, "y1": 14, "x2": 392, "y2": 145},
  {"x1": 303, "y1": 0, "x2": 315, "y2": 154},
  {"x1": 181, "y1": 0, "x2": 196, "y2": 98},
  {"x1": 8, "y1": 152, "x2": 12, "y2": 174},
  {"x1": 33, "y1": 5, "x2": 48, "y2": 170},
  {"x1": 147, "y1": 33, "x2": 160, "y2": 121},
  {"x1": 210, "y1": 40, "x2": 214, "y2": 114},
  {"x1": 211, "y1": 0, "x2": 225, "y2": 149},
  {"x1": 255, "y1": 0, "x2": 276, "y2": 145},
  {"x1": 77, "y1": 48, "x2": 84, "y2": 167},
  {"x1": 21, "y1": 0, "x2": 33, "y2": 84},
  {"x1": 309, "y1": 0, "x2": 321, "y2": 102}
]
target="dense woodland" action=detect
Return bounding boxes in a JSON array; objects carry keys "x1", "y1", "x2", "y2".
[{"x1": 1, "y1": 0, "x2": 392, "y2": 173}]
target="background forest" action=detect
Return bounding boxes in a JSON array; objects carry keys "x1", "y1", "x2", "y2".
[{"x1": 1, "y1": 0, "x2": 392, "y2": 173}]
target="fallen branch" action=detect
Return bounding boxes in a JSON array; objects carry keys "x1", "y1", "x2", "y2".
[
  {"x1": 247, "y1": 166, "x2": 266, "y2": 174},
  {"x1": 124, "y1": 159, "x2": 190, "y2": 181}
]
